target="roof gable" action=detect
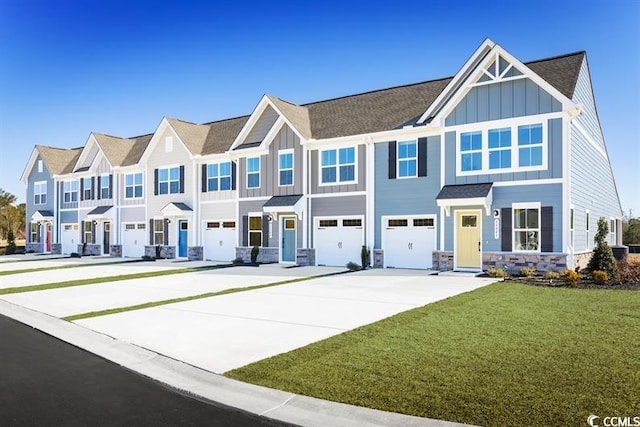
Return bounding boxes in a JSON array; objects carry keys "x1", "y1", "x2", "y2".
[{"x1": 36, "y1": 145, "x2": 82, "y2": 176}]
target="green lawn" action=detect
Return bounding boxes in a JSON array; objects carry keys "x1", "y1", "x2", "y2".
[{"x1": 226, "y1": 282, "x2": 640, "y2": 426}]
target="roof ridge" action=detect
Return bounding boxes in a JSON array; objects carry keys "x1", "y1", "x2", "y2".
[
  {"x1": 523, "y1": 50, "x2": 585, "y2": 65},
  {"x1": 201, "y1": 114, "x2": 251, "y2": 126}
]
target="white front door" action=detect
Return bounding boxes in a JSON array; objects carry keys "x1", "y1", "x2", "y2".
[
  {"x1": 314, "y1": 217, "x2": 364, "y2": 267},
  {"x1": 122, "y1": 223, "x2": 146, "y2": 258},
  {"x1": 203, "y1": 220, "x2": 236, "y2": 261},
  {"x1": 383, "y1": 216, "x2": 436, "y2": 269}
]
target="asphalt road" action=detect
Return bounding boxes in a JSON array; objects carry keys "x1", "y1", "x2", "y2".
[{"x1": 0, "y1": 314, "x2": 292, "y2": 426}]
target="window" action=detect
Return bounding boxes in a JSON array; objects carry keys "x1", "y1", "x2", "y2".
[
  {"x1": 488, "y1": 128, "x2": 511, "y2": 169},
  {"x1": 125, "y1": 224, "x2": 136, "y2": 230},
  {"x1": 318, "y1": 219, "x2": 338, "y2": 227},
  {"x1": 153, "y1": 219, "x2": 164, "y2": 245},
  {"x1": 398, "y1": 141, "x2": 417, "y2": 178},
  {"x1": 63, "y1": 181, "x2": 78, "y2": 203},
  {"x1": 34, "y1": 181, "x2": 47, "y2": 205},
  {"x1": 158, "y1": 167, "x2": 180, "y2": 195},
  {"x1": 223, "y1": 221, "x2": 235, "y2": 228},
  {"x1": 414, "y1": 218, "x2": 434, "y2": 227},
  {"x1": 388, "y1": 219, "x2": 408, "y2": 227},
  {"x1": 460, "y1": 131, "x2": 482, "y2": 171},
  {"x1": 462, "y1": 215, "x2": 478, "y2": 227},
  {"x1": 83, "y1": 221, "x2": 93, "y2": 244},
  {"x1": 125, "y1": 173, "x2": 143, "y2": 198},
  {"x1": 570, "y1": 207, "x2": 575, "y2": 248},
  {"x1": 207, "y1": 162, "x2": 232, "y2": 192},
  {"x1": 343, "y1": 219, "x2": 362, "y2": 227},
  {"x1": 279, "y1": 150, "x2": 293, "y2": 186},
  {"x1": 518, "y1": 124, "x2": 543, "y2": 167},
  {"x1": 247, "y1": 157, "x2": 260, "y2": 189},
  {"x1": 137, "y1": 223, "x2": 146, "y2": 230},
  {"x1": 99, "y1": 175, "x2": 110, "y2": 199},
  {"x1": 83, "y1": 177, "x2": 92, "y2": 200},
  {"x1": 513, "y1": 207, "x2": 540, "y2": 251},
  {"x1": 610, "y1": 219, "x2": 616, "y2": 245},
  {"x1": 30, "y1": 223, "x2": 39, "y2": 242},
  {"x1": 249, "y1": 216, "x2": 262, "y2": 246},
  {"x1": 321, "y1": 147, "x2": 355, "y2": 184},
  {"x1": 586, "y1": 210, "x2": 590, "y2": 249},
  {"x1": 206, "y1": 221, "x2": 220, "y2": 229}
]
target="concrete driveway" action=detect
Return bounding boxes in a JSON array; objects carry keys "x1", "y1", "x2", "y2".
[{"x1": 77, "y1": 269, "x2": 497, "y2": 373}]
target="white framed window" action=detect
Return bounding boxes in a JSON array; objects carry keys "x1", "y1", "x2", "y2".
[
  {"x1": 279, "y1": 150, "x2": 294, "y2": 186},
  {"x1": 610, "y1": 218, "x2": 616, "y2": 245},
  {"x1": 207, "y1": 162, "x2": 231, "y2": 191},
  {"x1": 586, "y1": 209, "x2": 590, "y2": 250},
  {"x1": 397, "y1": 141, "x2": 417, "y2": 178},
  {"x1": 513, "y1": 202, "x2": 541, "y2": 252},
  {"x1": 248, "y1": 215, "x2": 262, "y2": 246},
  {"x1": 153, "y1": 219, "x2": 164, "y2": 245},
  {"x1": 570, "y1": 206, "x2": 575, "y2": 249},
  {"x1": 247, "y1": 157, "x2": 260, "y2": 189},
  {"x1": 34, "y1": 181, "x2": 47, "y2": 205},
  {"x1": 37, "y1": 160, "x2": 43, "y2": 173},
  {"x1": 455, "y1": 117, "x2": 549, "y2": 176},
  {"x1": 125, "y1": 173, "x2": 143, "y2": 198},
  {"x1": 83, "y1": 221, "x2": 93, "y2": 244},
  {"x1": 158, "y1": 167, "x2": 180, "y2": 195},
  {"x1": 63, "y1": 181, "x2": 78, "y2": 203},
  {"x1": 30, "y1": 223, "x2": 39, "y2": 242},
  {"x1": 320, "y1": 147, "x2": 356, "y2": 184},
  {"x1": 99, "y1": 175, "x2": 110, "y2": 199},
  {"x1": 83, "y1": 177, "x2": 92, "y2": 200}
]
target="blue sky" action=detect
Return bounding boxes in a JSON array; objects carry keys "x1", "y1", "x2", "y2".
[{"x1": 1, "y1": 0, "x2": 638, "y2": 214}]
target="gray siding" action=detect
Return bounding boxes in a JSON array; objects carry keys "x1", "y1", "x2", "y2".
[
  {"x1": 245, "y1": 106, "x2": 278, "y2": 144},
  {"x1": 120, "y1": 206, "x2": 145, "y2": 222},
  {"x1": 239, "y1": 125, "x2": 303, "y2": 198},
  {"x1": 75, "y1": 143, "x2": 99, "y2": 170},
  {"x1": 200, "y1": 202, "x2": 235, "y2": 220},
  {"x1": 238, "y1": 199, "x2": 302, "y2": 248},
  {"x1": 310, "y1": 195, "x2": 366, "y2": 246},
  {"x1": 444, "y1": 118, "x2": 562, "y2": 185},
  {"x1": 443, "y1": 184, "x2": 563, "y2": 252},
  {"x1": 310, "y1": 144, "x2": 366, "y2": 194},
  {"x1": 445, "y1": 78, "x2": 562, "y2": 126},
  {"x1": 571, "y1": 58, "x2": 606, "y2": 152},
  {"x1": 374, "y1": 137, "x2": 441, "y2": 249},
  {"x1": 59, "y1": 210, "x2": 78, "y2": 224},
  {"x1": 26, "y1": 154, "x2": 55, "y2": 229}
]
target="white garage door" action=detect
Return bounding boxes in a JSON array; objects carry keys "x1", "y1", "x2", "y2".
[
  {"x1": 122, "y1": 223, "x2": 146, "y2": 258},
  {"x1": 61, "y1": 224, "x2": 79, "y2": 254},
  {"x1": 383, "y1": 216, "x2": 435, "y2": 269},
  {"x1": 203, "y1": 221, "x2": 236, "y2": 261},
  {"x1": 315, "y1": 217, "x2": 364, "y2": 267}
]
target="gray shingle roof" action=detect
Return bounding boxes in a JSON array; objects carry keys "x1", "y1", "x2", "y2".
[
  {"x1": 34, "y1": 210, "x2": 54, "y2": 217},
  {"x1": 436, "y1": 183, "x2": 493, "y2": 200},
  {"x1": 202, "y1": 116, "x2": 250, "y2": 156},
  {"x1": 37, "y1": 146, "x2": 82, "y2": 175},
  {"x1": 87, "y1": 205, "x2": 113, "y2": 215},
  {"x1": 263, "y1": 194, "x2": 303, "y2": 207},
  {"x1": 92, "y1": 133, "x2": 153, "y2": 167},
  {"x1": 527, "y1": 51, "x2": 585, "y2": 99}
]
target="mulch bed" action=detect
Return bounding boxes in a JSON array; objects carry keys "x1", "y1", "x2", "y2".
[{"x1": 507, "y1": 276, "x2": 640, "y2": 290}]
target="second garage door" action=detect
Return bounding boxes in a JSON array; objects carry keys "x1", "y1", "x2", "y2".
[
  {"x1": 122, "y1": 223, "x2": 146, "y2": 258},
  {"x1": 383, "y1": 216, "x2": 436, "y2": 269},
  {"x1": 203, "y1": 220, "x2": 236, "y2": 261},
  {"x1": 314, "y1": 217, "x2": 364, "y2": 267}
]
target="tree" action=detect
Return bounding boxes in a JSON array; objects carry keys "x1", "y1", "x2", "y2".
[
  {"x1": 0, "y1": 189, "x2": 23, "y2": 242},
  {"x1": 622, "y1": 217, "x2": 640, "y2": 245},
  {"x1": 588, "y1": 217, "x2": 617, "y2": 277}
]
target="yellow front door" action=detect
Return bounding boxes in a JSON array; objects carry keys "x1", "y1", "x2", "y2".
[{"x1": 456, "y1": 211, "x2": 481, "y2": 269}]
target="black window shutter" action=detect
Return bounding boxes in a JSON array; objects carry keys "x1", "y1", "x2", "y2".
[
  {"x1": 153, "y1": 169, "x2": 158, "y2": 195},
  {"x1": 201, "y1": 164, "x2": 207, "y2": 193},
  {"x1": 149, "y1": 219, "x2": 154, "y2": 245},
  {"x1": 541, "y1": 207, "x2": 553, "y2": 252},
  {"x1": 108, "y1": 174, "x2": 113, "y2": 199},
  {"x1": 97, "y1": 176, "x2": 101, "y2": 200},
  {"x1": 91, "y1": 177, "x2": 95, "y2": 200},
  {"x1": 179, "y1": 165, "x2": 185, "y2": 193},
  {"x1": 501, "y1": 208, "x2": 512, "y2": 251},
  {"x1": 242, "y1": 215, "x2": 248, "y2": 247},
  {"x1": 262, "y1": 215, "x2": 269, "y2": 247},
  {"x1": 91, "y1": 222, "x2": 96, "y2": 245},
  {"x1": 163, "y1": 219, "x2": 169, "y2": 245},
  {"x1": 388, "y1": 141, "x2": 396, "y2": 179},
  {"x1": 81, "y1": 221, "x2": 85, "y2": 243},
  {"x1": 231, "y1": 162, "x2": 237, "y2": 190},
  {"x1": 417, "y1": 137, "x2": 428, "y2": 177},
  {"x1": 79, "y1": 179, "x2": 84, "y2": 201}
]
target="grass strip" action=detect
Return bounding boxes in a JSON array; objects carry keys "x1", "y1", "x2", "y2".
[
  {"x1": 0, "y1": 264, "x2": 230, "y2": 295},
  {"x1": 0, "y1": 258, "x2": 149, "y2": 276},
  {"x1": 64, "y1": 270, "x2": 347, "y2": 321},
  {"x1": 226, "y1": 281, "x2": 640, "y2": 426}
]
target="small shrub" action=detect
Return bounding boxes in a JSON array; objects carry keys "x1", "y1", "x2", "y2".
[
  {"x1": 6, "y1": 230, "x2": 16, "y2": 255},
  {"x1": 519, "y1": 267, "x2": 537, "y2": 277},
  {"x1": 615, "y1": 259, "x2": 640, "y2": 285},
  {"x1": 346, "y1": 261, "x2": 360, "y2": 271},
  {"x1": 543, "y1": 271, "x2": 561, "y2": 280},
  {"x1": 141, "y1": 255, "x2": 155, "y2": 261},
  {"x1": 250, "y1": 245, "x2": 260, "y2": 264},
  {"x1": 486, "y1": 267, "x2": 508, "y2": 278},
  {"x1": 232, "y1": 257, "x2": 244, "y2": 265},
  {"x1": 361, "y1": 245, "x2": 370, "y2": 270},
  {"x1": 562, "y1": 269, "x2": 581, "y2": 287},
  {"x1": 591, "y1": 270, "x2": 609, "y2": 285},
  {"x1": 588, "y1": 217, "x2": 617, "y2": 277}
]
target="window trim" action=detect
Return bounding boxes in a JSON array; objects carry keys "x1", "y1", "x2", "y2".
[
  {"x1": 83, "y1": 221, "x2": 94, "y2": 244},
  {"x1": 124, "y1": 172, "x2": 143, "y2": 199},
  {"x1": 570, "y1": 205, "x2": 575, "y2": 250},
  {"x1": 34, "y1": 181, "x2": 47, "y2": 205},
  {"x1": 278, "y1": 149, "x2": 294, "y2": 187},
  {"x1": 397, "y1": 140, "x2": 418, "y2": 179},
  {"x1": 62, "y1": 180, "x2": 78, "y2": 204},
  {"x1": 248, "y1": 214, "x2": 262, "y2": 247},
  {"x1": 207, "y1": 161, "x2": 232, "y2": 192},
  {"x1": 158, "y1": 165, "x2": 180, "y2": 195},
  {"x1": 246, "y1": 156, "x2": 261, "y2": 189},
  {"x1": 83, "y1": 177, "x2": 93, "y2": 200},
  {"x1": 153, "y1": 219, "x2": 164, "y2": 246},
  {"x1": 30, "y1": 223, "x2": 39, "y2": 242},
  {"x1": 318, "y1": 145, "x2": 358, "y2": 186},
  {"x1": 454, "y1": 117, "x2": 549, "y2": 176},
  {"x1": 488, "y1": 127, "x2": 512, "y2": 170},
  {"x1": 99, "y1": 174, "x2": 110, "y2": 199},
  {"x1": 610, "y1": 217, "x2": 616, "y2": 246},
  {"x1": 512, "y1": 202, "x2": 541, "y2": 253},
  {"x1": 585, "y1": 209, "x2": 591, "y2": 250}
]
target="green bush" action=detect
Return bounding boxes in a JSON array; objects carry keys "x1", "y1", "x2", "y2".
[
  {"x1": 562, "y1": 269, "x2": 581, "y2": 287},
  {"x1": 232, "y1": 257, "x2": 244, "y2": 265},
  {"x1": 591, "y1": 270, "x2": 609, "y2": 285},
  {"x1": 588, "y1": 217, "x2": 617, "y2": 277},
  {"x1": 543, "y1": 271, "x2": 561, "y2": 280},
  {"x1": 361, "y1": 246, "x2": 370, "y2": 269},
  {"x1": 519, "y1": 267, "x2": 537, "y2": 277},
  {"x1": 346, "y1": 261, "x2": 360, "y2": 271},
  {"x1": 6, "y1": 230, "x2": 16, "y2": 255},
  {"x1": 615, "y1": 259, "x2": 640, "y2": 285},
  {"x1": 250, "y1": 245, "x2": 260, "y2": 264},
  {"x1": 486, "y1": 267, "x2": 509, "y2": 278}
]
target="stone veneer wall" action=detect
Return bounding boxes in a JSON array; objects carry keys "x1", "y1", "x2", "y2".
[
  {"x1": 110, "y1": 245, "x2": 122, "y2": 257},
  {"x1": 235, "y1": 246, "x2": 279, "y2": 263},
  {"x1": 373, "y1": 249, "x2": 384, "y2": 268},
  {"x1": 572, "y1": 252, "x2": 592, "y2": 271},
  {"x1": 296, "y1": 248, "x2": 315, "y2": 266},
  {"x1": 188, "y1": 246, "x2": 203, "y2": 261},
  {"x1": 26, "y1": 242, "x2": 43, "y2": 253},
  {"x1": 432, "y1": 251, "x2": 568, "y2": 273},
  {"x1": 432, "y1": 251, "x2": 454, "y2": 271},
  {"x1": 50, "y1": 243, "x2": 62, "y2": 255},
  {"x1": 78, "y1": 244, "x2": 101, "y2": 256},
  {"x1": 144, "y1": 245, "x2": 176, "y2": 259}
]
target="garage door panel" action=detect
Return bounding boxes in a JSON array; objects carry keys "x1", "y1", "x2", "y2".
[
  {"x1": 315, "y1": 218, "x2": 364, "y2": 267},
  {"x1": 204, "y1": 221, "x2": 236, "y2": 261},
  {"x1": 383, "y1": 216, "x2": 435, "y2": 269}
]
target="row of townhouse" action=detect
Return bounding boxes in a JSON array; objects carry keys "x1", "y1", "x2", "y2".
[{"x1": 21, "y1": 39, "x2": 623, "y2": 272}]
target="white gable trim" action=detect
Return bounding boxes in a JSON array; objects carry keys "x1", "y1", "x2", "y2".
[
  {"x1": 20, "y1": 147, "x2": 40, "y2": 184},
  {"x1": 138, "y1": 117, "x2": 193, "y2": 165}
]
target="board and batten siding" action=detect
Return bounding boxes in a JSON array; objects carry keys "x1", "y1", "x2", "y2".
[
  {"x1": 146, "y1": 127, "x2": 195, "y2": 218},
  {"x1": 442, "y1": 184, "x2": 563, "y2": 253},
  {"x1": 445, "y1": 78, "x2": 562, "y2": 126},
  {"x1": 309, "y1": 195, "x2": 365, "y2": 247},
  {"x1": 200, "y1": 202, "x2": 235, "y2": 220},
  {"x1": 309, "y1": 144, "x2": 366, "y2": 194},
  {"x1": 78, "y1": 155, "x2": 113, "y2": 209},
  {"x1": 237, "y1": 199, "x2": 302, "y2": 248},
  {"x1": 373, "y1": 136, "x2": 441, "y2": 249},
  {"x1": 26, "y1": 154, "x2": 55, "y2": 224},
  {"x1": 244, "y1": 106, "x2": 278, "y2": 144},
  {"x1": 75, "y1": 143, "x2": 99, "y2": 170},
  {"x1": 59, "y1": 210, "x2": 78, "y2": 224},
  {"x1": 238, "y1": 125, "x2": 303, "y2": 198}
]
